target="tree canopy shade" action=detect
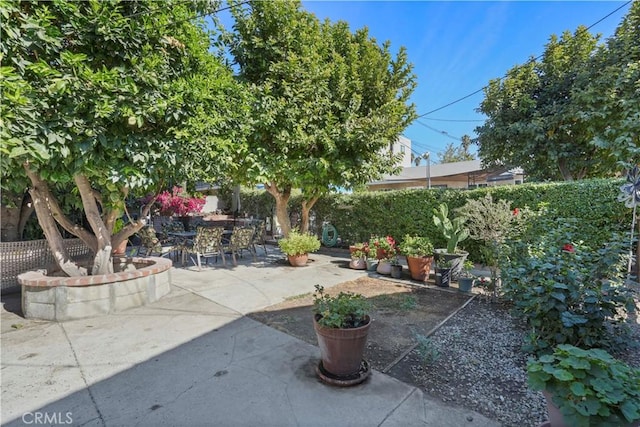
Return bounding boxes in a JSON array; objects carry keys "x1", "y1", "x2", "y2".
[
  {"x1": 475, "y1": 27, "x2": 611, "y2": 181},
  {"x1": 224, "y1": 0, "x2": 417, "y2": 235},
  {"x1": 0, "y1": 0, "x2": 247, "y2": 274}
]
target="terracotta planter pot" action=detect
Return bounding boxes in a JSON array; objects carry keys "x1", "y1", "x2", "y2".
[
  {"x1": 406, "y1": 256, "x2": 433, "y2": 281},
  {"x1": 349, "y1": 258, "x2": 367, "y2": 270},
  {"x1": 112, "y1": 240, "x2": 128, "y2": 255},
  {"x1": 376, "y1": 259, "x2": 392, "y2": 275},
  {"x1": 541, "y1": 391, "x2": 567, "y2": 427},
  {"x1": 287, "y1": 253, "x2": 309, "y2": 266},
  {"x1": 313, "y1": 314, "x2": 371, "y2": 377}
]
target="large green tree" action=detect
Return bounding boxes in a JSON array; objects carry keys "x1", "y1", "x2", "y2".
[
  {"x1": 224, "y1": 0, "x2": 416, "y2": 235},
  {"x1": 1, "y1": 0, "x2": 245, "y2": 275},
  {"x1": 576, "y1": 1, "x2": 640, "y2": 170},
  {"x1": 475, "y1": 27, "x2": 612, "y2": 181}
]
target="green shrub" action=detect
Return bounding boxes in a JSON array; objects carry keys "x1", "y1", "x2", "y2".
[
  {"x1": 398, "y1": 235, "x2": 434, "y2": 257},
  {"x1": 502, "y1": 218, "x2": 634, "y2": 354},
  {"x1": 527, "y1": 344, "x2": 640, "y2": 427}
]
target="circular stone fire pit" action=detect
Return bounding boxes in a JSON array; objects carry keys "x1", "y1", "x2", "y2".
[{"x1": 18, "y1": 256, "x2": 172, "y2": 321}]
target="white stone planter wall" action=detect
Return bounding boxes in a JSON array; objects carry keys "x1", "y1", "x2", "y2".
[{"x1": 18, "y1": 257, "x2": 172, "y2": 321}]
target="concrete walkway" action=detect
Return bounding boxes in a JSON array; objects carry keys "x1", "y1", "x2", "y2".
[{"x1": 1, "y1": 248, "x2": 498, "y2": 427}]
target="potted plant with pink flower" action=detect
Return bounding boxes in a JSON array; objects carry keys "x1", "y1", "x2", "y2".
[{"x1": 369, "y1": 235, "x2": 397, "y2": 275}]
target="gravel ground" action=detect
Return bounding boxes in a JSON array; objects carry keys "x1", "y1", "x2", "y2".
[{"x1": 390, "y1": 293, "x2": 640, "y2": 427}]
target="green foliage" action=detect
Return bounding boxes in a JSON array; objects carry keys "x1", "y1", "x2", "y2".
[
  {"x1": 575, "y1": 1, "x2": 640, "y2": 168},
  {"x1": 312, "y1": 285, "x2": 371, "y2": 329},
  {"x1": 0, "y1": 0, "x2": 247, "y2": 270},
  {"x1": 527, "y1": 344, "x2": 640, "y2": 427},
  {"x1": 239, "y1": 179, "x2": 631, "y2": 261},
  {"x1": 223, "y1": 0, "x2": 417, "y2": 233},
  {"x1": 398, "y1": 235, "x2": 434, "y2": 257},
  {"x1": 502, "y1": 218, "x2": 634, "y2": 354},
  {"x1": 277, "y1": 230, "x2": 321, "y2": 256},
  {"x1": 432, "y1": 203, "x2": 469, "y2": 253},
  {"x1": 476, "y1": 26, "x2": 613, "y2": 180},
  {"x1": 438, "y1": 139, "x2": 475, "y2": 163}
]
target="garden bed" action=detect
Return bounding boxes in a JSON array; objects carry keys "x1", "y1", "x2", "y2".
[{"x1": 249, "y1": 276, "x2": 640, "y2": 427}]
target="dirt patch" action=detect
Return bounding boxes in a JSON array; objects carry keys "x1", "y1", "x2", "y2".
[{"x1": 248, "y1": 276, "x2": 472, "y2": 372}]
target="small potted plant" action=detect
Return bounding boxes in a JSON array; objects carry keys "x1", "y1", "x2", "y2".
[
  {"x1": 398, "y1": 235, "x2": 434, "y2": 282},
  {"x1": 390, "y1": 256, "x2": 403, "y2": 279},
  {"x1": 369, "y1": 235, "x2": 397, "y2": 275},
  {"x1": 434, "y1": 258, "x2": 454, "y2": 287},
  {"x1": 457, "y1": 260, "x2": 475, "y2": 292},
  {"x1": 278, "y1": 230, "x2": 321, "y2": 266},
  {"x1": 312, "y1": 285, "x2": 372, "y2": 379},
  {"x1": 527, "y1": 344, "x2": 640, "y2": 427},
  {"x1": 349, "y1": 243, "x2": 368, "y2": 270}
]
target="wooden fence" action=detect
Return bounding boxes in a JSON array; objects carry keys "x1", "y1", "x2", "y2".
[{"x1": 0, "y1": 239, "x2": 91, "y2": 294}]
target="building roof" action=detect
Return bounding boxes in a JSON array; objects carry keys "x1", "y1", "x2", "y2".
[{"x1": 371, "y1": 159, "x2": 484, "y2": 184}]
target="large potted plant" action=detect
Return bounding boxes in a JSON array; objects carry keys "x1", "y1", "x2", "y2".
[
  {"x1": 432, "y1": 203, "x2": 469, "y2": 279},
  {"x1": 278, "y1": 230, "x2": 321, "y2": 266},
  {"x1": 398, "y1": 235, "x2": 434, "y2": 282},
  {"x1": 312, "y1": 285, "x2": 372, "y2": 381},
  {"x1": 527, "y1": 344, "x2": 640, "y2": 427}
]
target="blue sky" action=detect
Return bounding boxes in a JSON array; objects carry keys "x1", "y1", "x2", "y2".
[{"x1": 301, "y1": 1, "x2": 631, "y2": 163}]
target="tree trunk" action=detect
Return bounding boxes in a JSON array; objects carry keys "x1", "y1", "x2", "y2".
[
  {"x1": 74, "y1": 174, "x2": 114, "y2": 275},
  {"x1": 558, "y1": 160, "x2": 575, "y2": 181},
  {"x1": 300, "y1": 195, "x2": 320, "y2": 234},
  {"x1": 264, "y1": 182, "x2": 292, "y2": 237},
  {"x1": 0, "y1": 191, "x2": 31, "y2": 241},
  {"x1": 24, "y1": 165, "x2": 87, "y2": 277}
]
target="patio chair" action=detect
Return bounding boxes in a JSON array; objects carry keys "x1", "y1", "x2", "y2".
[
  {"x1": 223, "y1": 226, "x2": 257, "y2": 266},
  {"x1": 159, "y1": 220, "x2": 185, "y2": 244},
  {"x1": 136, "y1": 227, "x2": 176, "y2": 258},
  {"x1": 181, "y1": 226, "x2": 226, "y2": 270},
  {"x1": 251, "y1": 220, "x2": 268, "y2": 255}
]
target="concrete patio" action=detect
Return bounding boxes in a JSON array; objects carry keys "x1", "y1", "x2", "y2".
[{"x1": 1, "y1": 247, "x2": 498, "y2": 427}]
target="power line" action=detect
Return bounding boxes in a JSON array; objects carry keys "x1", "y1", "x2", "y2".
[
  {"x1": 415, "y1": 120, "x2": 462, "y2": 141},
  {"x1": 417, "y1": 0, "x2": 632, "y2": 117},
  {"x1": 422, "y1": 117, "x2": 485, "y2": 123}
]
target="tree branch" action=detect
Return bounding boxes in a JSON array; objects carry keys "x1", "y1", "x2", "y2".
[{"x1": 23, "y1": 163, "x2": 97, "y2": 252}]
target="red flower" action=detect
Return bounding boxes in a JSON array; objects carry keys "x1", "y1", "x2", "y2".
[
  {"x1": 512, "y1": 208, "x2": 520, "y2": 216},
  {"x1": 562, "y1": 243, "x2": 575, "y2": 253}
]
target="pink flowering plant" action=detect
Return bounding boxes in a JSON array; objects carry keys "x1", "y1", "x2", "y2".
[
  {"x1": 369, "y1": 235, "x2": 398, "y2": 260},
  {"x1": 154, "y1": 186, "x2": 205, "y2": 217}
]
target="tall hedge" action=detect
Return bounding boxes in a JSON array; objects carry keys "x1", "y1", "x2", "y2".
[{"x1": 236, "y1": 179, "x2": 631, "y2": 259}]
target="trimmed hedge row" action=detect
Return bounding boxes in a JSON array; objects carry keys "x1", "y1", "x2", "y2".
[{"x1": 234, "y1": 178, "x2": 631, "y2": 260}]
